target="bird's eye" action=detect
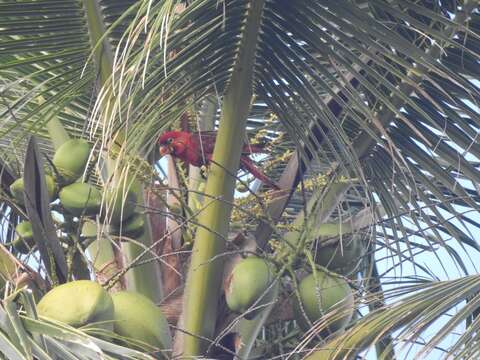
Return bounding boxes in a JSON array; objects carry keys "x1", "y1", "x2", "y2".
[{"x1": 166, "y1": 138, "x2": 173, "y2": 144}]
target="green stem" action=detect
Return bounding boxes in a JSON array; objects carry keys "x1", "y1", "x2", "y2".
[
  {"x1": 188, "y1": 96, "x2": 217, "y2": 208},
  {"x1": 45, "y1": 119, "x2": 70, "y2": 150},
  {"x1": 36, "y1": 95, "x2": 70, "y2": 150},
  {"x1": 83, "y1": 0, "x2": 114, "y2": 86},
  {"x1": 180, "y1": 1, "x2": 266, "y2": 356}
]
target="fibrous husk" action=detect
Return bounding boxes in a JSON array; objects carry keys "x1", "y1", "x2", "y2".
[{"x1": 37, "y1": 280, "x2": 114, "y2": 330}]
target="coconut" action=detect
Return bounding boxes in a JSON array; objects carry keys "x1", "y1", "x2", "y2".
[
  {"x1": 59, "y1": 183, "x2": 102, "y2": 216},
  {"x1": 9, "y1": 178, "x2": 24, "y2": 205},
  {"x1": 103, "y1": 189, "x2": 136, "y2": 224},
  {"x1": 111, "y1": 291, "x2": 172, "y2": 355},
  {"x1": 293, "y1": 271, "x2": 354, "y2": 335},
  {"x1": 225, "y1": 257, "x2": 274, "y2": 319},
  {"x1": 110, "y1": 212, "x2": 145, "y2": 238},
  {"x1": 37, "y1": 280, "x2": 114, "y2": 330},
  {"x1": 12, "y1": 221, "x2": 35, "y2": 254},
  {"x1": 80, "y1": 220, "x2": 97, "y2": 240},
  {"x1": 52, "y1": 139, "x2": 91, "y2": 184},
  {"x1": 314, "y1": 235, "x2": 365, "y2": 276},
  {"x1": 9, "y1": 175, "x2": 57, "y2": 206},
  {"x1": 15, "y1": 221, "x2": 33, "y2": 241}
]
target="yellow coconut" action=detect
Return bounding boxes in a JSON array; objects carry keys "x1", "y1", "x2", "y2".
[
  {"x1": 59, "y1": 183, "x2": 102, "y2": 216},
  {"x1": 111, "y1": 291, "x2": 172, "y2": 354},
  {"x1": 52, "y1": 139, "x2": 91, "y2": 184},
  {"x1": 293, "y1": 271, "x2": 354, "y2": 336},
  {"x1": 225, "y1": 257, "x2": 275, "y2": 319},
  {"x1": 37, "y1": 280, "x2": 114, "y2": 330},
  {"x1": 13, "y1": 221, "x2": 35, "y2": 254},
  {"x1": 110, "y1": 212, "x2": 145, "y2": 238},
  {"x1": 9, "y1": 175, "x2": 57, "y2": 206}
]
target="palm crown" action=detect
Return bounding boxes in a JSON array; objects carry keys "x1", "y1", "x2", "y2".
[{"x1": 1, "y1": 0, "x2": 480, "y2": 359}]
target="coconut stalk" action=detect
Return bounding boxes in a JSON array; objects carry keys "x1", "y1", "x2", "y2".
[
  {"x1": 179, "y1": 1, "x2": 266, "y2": 356},
  {"x1": 235, "y1": 281, "x2": 279, "y2": 358},
  {"x1": 82, "y1": 0, "x2": 162, "y2": 301}
]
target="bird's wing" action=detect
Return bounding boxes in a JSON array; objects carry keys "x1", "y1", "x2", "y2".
[{"x1": 191, "y1": 131, "x2": 217, "y2": 154}]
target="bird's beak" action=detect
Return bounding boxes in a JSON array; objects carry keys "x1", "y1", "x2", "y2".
[{"x1": 159, "y1": 146, "x2": 170, "y2": 157}]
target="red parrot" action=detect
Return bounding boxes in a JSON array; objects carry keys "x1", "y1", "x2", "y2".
[{"x1": 158, "y1": 130, "x2": 279, "y2": 189}]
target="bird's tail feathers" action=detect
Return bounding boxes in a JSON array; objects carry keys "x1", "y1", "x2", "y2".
[{"x1": 239, "y1": 157, "x2": 279, "y2": 189}]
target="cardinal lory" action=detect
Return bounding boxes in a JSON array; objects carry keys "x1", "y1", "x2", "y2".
[{"x1": 158, "y1": 130, "x2": 279, "y2": 189}]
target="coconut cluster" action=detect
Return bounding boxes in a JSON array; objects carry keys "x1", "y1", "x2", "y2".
[
  {"x1": 271, "y1": 223, "x2": 366, "y2": 337},
  {"x1": 225, "y1": 225, "x2": 360, "y2": 340},
  {"x1": 8, "y1": 138, "x2": 145, "y2": 256},
  {"x1": 37, "y1": 280, "x2": 172, "y2": 356},
  {"x1": 225, "y1": 256, "x2": 355, "y2": 338}
]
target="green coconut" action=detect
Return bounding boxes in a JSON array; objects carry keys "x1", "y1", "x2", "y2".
[
  {"x1": 111, "y1": 212, "x2": 145, "y2": 238},
  {"x1": 111, "y1": 291, "x2": 172, "y2": 354},
  {"x1": 16, "y1": 221, "x2": 33, "y2": 240},
  {"x1": 103, "y1": 189, "x2": 136, "y2": 224},
  {"x1": 314, "y1": 235, "x2": 365, "y2": 276},
  {"x1": 80, "y1": 220, "x2": 98, "y2": 240},
  {"x1": 293, "y1": 271, "x2": 354, "y2": 335},
  {"x1": 59, "y1": 183, "x2": 102, "y2": 216},
  {"x1": 9, "y1": 175, "x2": 57, "y2": 206},
  {"x1": 225, "y1": 257, "x2": 274, "y2": 319},
  {"x1": 9, "y1": 178, "x2": 24, "y2": 205},
  {"x1": 53, "y1": 139, "x2": 91, "y2": 184},
  {"x1": 12, "y1": 221, "x2": 35, "y2": 254},
  {"x1": 37, "y1": 280, "x2": 114, "y2": 330}
]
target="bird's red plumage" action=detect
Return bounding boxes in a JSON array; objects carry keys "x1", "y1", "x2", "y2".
[{"x1": 158, "y1": 130, "x2": 278, "y2": 188}]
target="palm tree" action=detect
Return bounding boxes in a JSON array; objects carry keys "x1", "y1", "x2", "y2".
[{"x1": 1, "y1": 0, "x2": 480, "y2": 359}]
